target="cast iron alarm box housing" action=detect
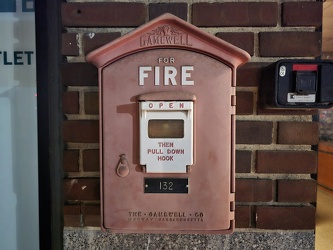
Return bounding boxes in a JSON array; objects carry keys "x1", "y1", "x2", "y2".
[
  {"x1": 260, "y1": 59, "x2": 333, "y2": 109},
  {"x1": 86, "y1": 14, "x2": 250, "y2": 234}
]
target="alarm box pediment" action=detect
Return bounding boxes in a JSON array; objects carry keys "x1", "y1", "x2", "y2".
[{"x1": 86, "y1": 13, "x2": 250, "y2": 234}]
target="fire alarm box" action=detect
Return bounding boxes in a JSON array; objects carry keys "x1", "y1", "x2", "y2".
[
  {"x1": 86, "y1": 14, "x2": 250, "y2": 234},
  {"x1": 260, "y1": 59, "x2": 333, "y2": 109}
]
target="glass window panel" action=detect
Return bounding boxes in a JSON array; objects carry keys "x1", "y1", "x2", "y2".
[{"x1": 148, "y1": 119, "x2": 184, "y2": 138}]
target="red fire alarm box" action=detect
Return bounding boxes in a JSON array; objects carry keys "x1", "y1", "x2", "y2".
[{"x1": 86, "y1": 14, "x2": 250, "y2": 234}]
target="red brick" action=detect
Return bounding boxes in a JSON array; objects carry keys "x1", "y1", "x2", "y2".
[
  {"x1": 64, "y1": 205, "x2": 81, "y2": 227},
  {"x1": 277, "y1": 179, "x2": 317, "y2": 203},
  {"x1": 236, "y1": 91, "x2": 253, "y2": 115},
  {"x1": 62, "y1": 33, "x2": 79, "y2": 56},
  {"x1": 83, "y1": 32, "x2": 121, "y2": 55},
  {"x1": 277, "y1": 122, "x2": 319, "y2": 145},
  {"x1": 83, "y1": 149, "x2": 99, "y2": 172},
  {"x1": 236, "y1": 121, "x2": 273, "y2": 144},
  {"x1": 236, "y1": 150, "x2": 252, "y2": 173},
  {"x1": 282, "y1": 2, "x2": 322, "y2": 28},
  {"x1": 256, "y1": 206, "x2": 315, "y2": 229},
  {"x1": 62, "y1": 3, "x2": 146, "y2": 27},
  {"x1": 63, "y1": 150, "x2": 79, "y2": 172},
  {"x1": 216, "y1": 32, "x2": 254, "y2": 56},
  {"x1": 258, "y1": 106, "x2": 318, "y2": 116},
  {"x1": 235, "y1": 206, "x2": 251, "y2": 228},
  {"x1": 237, "y1": 63, "x2": 269, "y2": 87},
  {"x1": 149, "y1": 3, "x2": 187, "y2": 21},
  {"x1": 63, "y1": 91, "x2": 79, "y2": 114},
  {"x1": 84, "y1": 92, "x2": 99, "y2": 115},
  {"x1": 192, "y1": 2, "x2": 278, "y2": 27},
  {"x1": 259, "y1": 32, "x2": 321, "y2": 57},
  {"x1": 83, "y1": 204, "x2": 100, "y2": 227},
  {"x1": 256, "y1": 151, "x2": 317, "y2": 174},
  {"x1": 236, "y1": 179, "x2": 273, "y2": 202},
  {"x1": 63, "y1": 178, "x2": 100, "y2": 201},
  {"x1": 62, "y1": 63, "x2": 98, "y2": 86},
  {"x1": 63, "y1": 120, "x2": 99, "y2": 143}
]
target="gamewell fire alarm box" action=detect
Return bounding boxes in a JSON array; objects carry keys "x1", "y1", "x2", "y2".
[{"x1": 86, "y1": 14, "x2": 250, "y2": 234}]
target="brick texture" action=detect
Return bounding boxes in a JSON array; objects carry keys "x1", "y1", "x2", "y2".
[
  {"x1": 236, "y1": 92, "x2": 254, "y2": 115},
  {"x1": 83, "y1": 205, "x2": 101, "y2": 227},
  {"x1": 61, "y1": 3, "x2": 146, "y2": 27},
  {"x1": 64, "y1": 205, "x2": 81, "y2": 227},
  {"x1": 260, "y1": 32, "x2": 321, "y2": 57},
  {"x1": 258, "y1": 106, "x2": 318, "y2": 116},
  {"x1": 83, "y1": 33, "x2": 121, "y2": 55},
  {"x1": 256, "y1": 151, "x2": 317, "y2": 174},
  {"x1": 63, "y1": 120, "x2": 99, "y2": 143},
  {"x1": 236, "y1": 150, "x2": 252, "y2": 173},
  {"x1": 277, "y1": 179, "x2": 317, "y2": 203},
  {"x1": 63, "y1": 150, "x2": 79, "y2": 172},
  {"x1": 216, "y1": 32, "x2": 254, "y2": 56},
  {"x1": 62, "y1": 33, "x2": 79, "y2": 56},
  {"x1": 277, "y1": 122, "x2": 319, "y2": 145},
  {"x1": 63, "y1": 178, "x2": 100, "y2": 201},
  {"x1": 149, "y1": 3, "x2": 187, "y2": 21},
  {"x1": 84, "y1": 92, "x2": 99, "y2": 115},
  {"x1": 256, "y1": 206, "x2": 315, "y2": 230},
  {"x1": 62, "y1": 63, "x2": 98, "y2": 86},
  {"x1": 236, "y1": 179, "x2": 273, "y2": 202},
  {"x1": 237, "y1": 63, "x2": 269, "y2": 87},
  {"x1": 282, "y1": 2, "x2": 322, "y2": 27},
  {"x1": 63, "y1": 91, "x2": 79, "y2": 114},
  {"x1": 83, "y1": 149, "x2": 99, "y2": 172},
  {"x1": 235, "y1": 206, "x2": 251, "y2": 228},
  {"x1": 192, "y1": 2, "x2": 278, "y2": 27},
  {"x1": 236, "y1": 121, "x2": 273, "y2": 144}
]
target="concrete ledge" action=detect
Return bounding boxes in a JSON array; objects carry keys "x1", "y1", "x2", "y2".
[{"x1": 64, "y1": 228, "x2": 314, "y2": 249}]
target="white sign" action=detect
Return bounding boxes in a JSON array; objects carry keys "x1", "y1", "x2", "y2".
[
  {"x1": 287, "y1": 93, "x2": 316, "y2": 103},
  {"x1": 140, "y1": 101, "x2": 194, "y2": 173}
]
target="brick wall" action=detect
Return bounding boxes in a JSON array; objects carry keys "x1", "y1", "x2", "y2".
[
  {"x1": 319, "y1": 109, "x2": 333, "y2": 141},
  {"x1": 61, "y1": 0, "x2": 321, "y2": 247}
]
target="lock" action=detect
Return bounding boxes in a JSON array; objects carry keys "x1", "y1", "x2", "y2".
[
  {"x1": 86, "y1": 14, "x2": 249, "y2": 234},
  {"x1": 260, "y1": 59, "x2": 333, "y2": 109}
]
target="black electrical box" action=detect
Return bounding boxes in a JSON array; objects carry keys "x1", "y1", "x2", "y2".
[{"x1": 260, "y1": 60, "x2": 333, "y2": 109}]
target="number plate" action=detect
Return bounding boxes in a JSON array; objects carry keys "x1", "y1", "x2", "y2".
[{"x1": 144, "y1": 178, "x2": 189, "y2": 194}]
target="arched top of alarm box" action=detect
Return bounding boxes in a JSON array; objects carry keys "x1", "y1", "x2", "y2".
[{"x1": 86, "y1": 13, "x2": 250, "y2": 69}]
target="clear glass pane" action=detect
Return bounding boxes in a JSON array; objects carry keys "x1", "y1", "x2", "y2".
[
  {"x1": 0, "y1": 1, "x2": 39, "y2": 249},
  {"x1": 148, "y1": 119, "x2": 184, "y2": 138}
]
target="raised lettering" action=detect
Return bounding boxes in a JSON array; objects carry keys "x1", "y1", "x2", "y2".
[
  {"x1": 139, "y1": 65, "x2": 194, "y2": 86},
  {"x1": 157, "y1": 156, "x2": 174, "y2": 161},
  {"x1": 154, "y1": 66, "x2": 160, "y2": 85},
  {"x1": 139, "y1": 66, "x2": 152, "y2": 86},
  {"x1": 167, "y1": 149, "x2": 185, "y2": 154},
  {"x1": 164, "y1": 66, "x2": 177, "y2": 85},
  {"x1": 181, "y1": 66, "x2": 194, "y2": 85},
  {"x1": 158, "y1": 142, "x2": 174, "y2": 147}
]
